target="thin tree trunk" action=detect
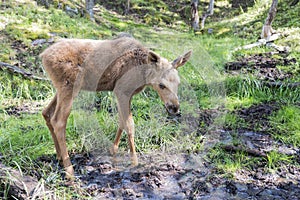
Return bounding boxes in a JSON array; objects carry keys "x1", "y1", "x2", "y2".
[
  {"x1": 85, "y1": 0, "x2": 95, "y2": 21},
  {"x1": 125, "y1": 0, "x2": 130, "y2": 14},
  {"x1": 191, "y1": 0, "x2": 200, "y2": 31},
  {"x1": 261, "y1": 0, "x2": 278, "y2": 40},
  {"x1": 201, "y1": 0, "x2": 214, "y2": 29}
]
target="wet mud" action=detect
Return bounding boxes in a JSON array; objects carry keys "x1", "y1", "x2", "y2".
[
  {"x1": 3, "y1": 47, "x2": 300, "y2": 199},
  {"x1": 3, "y1": 102, "x2": 42, "y2": 116},
  {"x1": 225, "y1": 53, "x2": 297, "y2": 81},
  {"x1": 34, "y1": 100, "x2": 300, "y2": 199},
  {"x1": 34, "y1": 140, "x2": 300, "y2": 200}
]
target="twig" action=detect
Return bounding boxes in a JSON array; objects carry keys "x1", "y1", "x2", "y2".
[
  {"x1": 0, "y1": 61, "x2": 49, "y2": 81},
  {"x1": 221, "y1": 145, "x2": 268, "y2": 158}
]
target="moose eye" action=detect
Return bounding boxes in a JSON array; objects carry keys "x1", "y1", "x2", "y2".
[{"x1": 159, "y1": 83, "x2": 166, "y2": 90}]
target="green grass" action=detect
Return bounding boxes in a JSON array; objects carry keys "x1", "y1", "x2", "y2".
[
  {"x1": 266, "y1": 150, "x2": 294, "y2": 170},
  {"x1": 208, "y1": 145, "x2": 260, "y2": 173},
  {"x1": 0, "y1": 71, "x2": 53, "y2": 101},
  {"x1": 225, "y1": 76, "x2": 300, "y2": 104},
  {"x1": 0, "y1": 114, "x2": 52, "y2": 167},
  {"x1": 269, "y1": 105, "x2": 300, "y2": 147}
]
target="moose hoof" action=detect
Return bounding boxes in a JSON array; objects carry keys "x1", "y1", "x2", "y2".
[
  {"x1": 110, "y1": 145, "x2": 119, "y2": 156},
  {"x1": 131, "y1": 154, "x2": 138, "y2": 167},
  {"x1": 64, "y1": 165, "x2": 75, "y2": 181}
]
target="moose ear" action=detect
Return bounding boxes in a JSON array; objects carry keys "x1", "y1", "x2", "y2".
[
  {"x1": 172, "y1": 50, "x2": 192, "y2": 69},
  {"x1": 148, "y1": 51, "x2": 160, "y2": 63}
]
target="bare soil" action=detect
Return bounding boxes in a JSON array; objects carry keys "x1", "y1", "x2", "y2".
[{"x1": 225, "y1": 53, "x2": 297, "y2": 81}]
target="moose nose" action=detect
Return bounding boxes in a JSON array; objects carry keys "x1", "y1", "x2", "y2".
[{"x1": 166, "y1": 104, "x2": 180, "y2": 115}]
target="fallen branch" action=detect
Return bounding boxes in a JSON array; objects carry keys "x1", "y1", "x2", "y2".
[
  {"x1": 0, "y1": 163, "x2": 55, "y2": 199},
  {"x1": 0, "y1": 61, "x2": 49, "y2": 81},
  {"x1": 221, "y1": 145, "x2": 267, "y2": 158},
  {"x1": 234, "y1": 33, "x2": 285, "y2": 51}
]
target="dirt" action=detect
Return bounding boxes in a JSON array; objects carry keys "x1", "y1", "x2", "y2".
[
  {"x1": 3, "y1": 102, "x2": 43, "y2": 116},
  {"x1": 23, "y1": 101, "x2": 298, "y2": 199},
  {"x1": 10, "y1": 39, "x2": 52, "y2": 76},
  {"x1": 236, "y1": 101, "x2": 281, "y2": 132},
  {"x1": 32, "y1": 133, "x2": 300, "y2": 200},
  {"x1": 225, "y1": 53, "x2": 297, "y2": 82}
]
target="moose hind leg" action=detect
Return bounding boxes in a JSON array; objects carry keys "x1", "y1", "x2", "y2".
[
  {"x1": 42, "y1": 94, "x2": 62, "y2": 160},
  {"x1": 51, "y1": 88, "x2": 75, "y2": 179}
]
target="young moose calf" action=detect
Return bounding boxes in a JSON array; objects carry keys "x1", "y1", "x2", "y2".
[{"x1": 40, "y1": 37, "x2": 192, "y2": 179}]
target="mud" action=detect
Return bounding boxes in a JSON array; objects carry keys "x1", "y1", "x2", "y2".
[
  {"x1": 33, "y1": 141, "x2": 300, "y2": 200},
  {"x1": 235, "y1": 101, "x2": 281, "y2": 132},
  {"x1": 5, "y1": 100, "x2": 300, "y2": 199},
  {"x1": 31, "y1": 100, "x2": 299, "y2": 199},
  {"x1": 3, "y1": 102, "x2": 43, "y2": 116},
  {"x1": 225, "y1": 53, "x2": 297, "y2": 81}
]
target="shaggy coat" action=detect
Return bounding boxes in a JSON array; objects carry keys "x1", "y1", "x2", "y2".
[{"x1": 40, "y1": 37, "x2": 192, "y2": 179}]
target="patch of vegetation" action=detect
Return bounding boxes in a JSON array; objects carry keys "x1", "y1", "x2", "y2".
[
  {"x1": 208, "y1": 145, "x2": 260, "y2": 173},
  {"x1": 225, "y1": 76, "x2": 300, "y2": 105},
  {"x1": 269, "y1": 105, "x2": 300, "y2": 147},
  {"x1": 266, "y1": 150, "x2": 294, "y2": 170}
]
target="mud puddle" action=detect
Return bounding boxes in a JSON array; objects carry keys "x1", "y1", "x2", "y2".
[
  {"x1": 35, "y1": 127, "x2": 299, "y2": 200},
  {"x1": 225, "y1": 53, "x2": 297, "y2": 81},
  {"x1": 4, "y1": 101, "x2": 300, "y2": 199}
]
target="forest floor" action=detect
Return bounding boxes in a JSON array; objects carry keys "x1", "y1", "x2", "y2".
[
  {"x1": 2, "y1": 52, "x2": 299, "y2": 200},
  {"x1": 1, "y1": 0, "x2": 300, "y2": 199}
]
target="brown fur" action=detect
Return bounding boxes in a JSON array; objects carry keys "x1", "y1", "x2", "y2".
[{"x1": 40, "y1": 37, "x2": 192, "y2": 179}]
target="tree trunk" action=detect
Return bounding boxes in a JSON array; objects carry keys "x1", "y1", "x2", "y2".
[
  {"x1": 191, "y1": 0, "x2": 200, "y2": 31},
  {"x1": 125, "y1": 0, "x2": 130, "y2": 14},
  {"x1": 201, "y1": 0, "x2": 214, "y2": 29},
  {"x1": 85, "y1": 0, "x2": 95, "y2": 21},
  {"x1": 261, "y1": 0, "x2": 278, "y2": 40}
]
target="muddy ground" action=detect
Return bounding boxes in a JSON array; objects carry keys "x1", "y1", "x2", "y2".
[
  {"x1": 32, "y1": 110, "x2": 300, "y2": 200},
  {"x1": 225, "y1": 52, "x2": 297, "y2": 82},
  {"x1": 4, "y1": 102, "x2": 299, "y2": 199},
  {"x1": 2, "y1": 53, "x2": 300, "y2": 199}
]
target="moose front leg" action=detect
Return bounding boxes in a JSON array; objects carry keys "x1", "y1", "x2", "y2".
[
  {"x1": 114, "y1": 93, "x2": 138, "y2": 166},
  {"x1": 125, "y1": 113, "x2": 138, "y2": 166}
]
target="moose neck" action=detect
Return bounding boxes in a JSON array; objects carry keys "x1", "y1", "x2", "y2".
[
  {"x1": 113, "y1": 57, "x2": 160, "y2": 101},
  {"x1": 94, "y1": 48, "x2": 150, "y2": 92}
]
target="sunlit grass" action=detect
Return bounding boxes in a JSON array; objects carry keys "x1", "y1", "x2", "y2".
[
  {"x1": 0, "y1": 114, "x2": 53, "y2": 165},
  {"x1": 208, "y1": 145, "x2": 259, "y2": 173},
  {"x1": 266, "y1": 151, "x2": 294, "y2": 171},
  {"x1": 225, "y1": 75, "x2": 300, "y2": 104},
  {"x1": 269, "y1": 105, "x2": 300, "y2": 147}
]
